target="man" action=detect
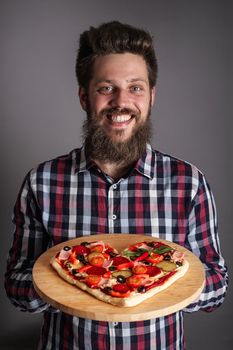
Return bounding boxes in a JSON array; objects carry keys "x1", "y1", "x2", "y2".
[{"x1": 5, "y1": 21, "x2": 228, "y2": 349}]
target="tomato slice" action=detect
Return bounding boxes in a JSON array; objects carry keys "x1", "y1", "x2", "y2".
[
  {"x1": 89, "y1": 256, "x2": 105, "y2": 267},
  {"x1": 132, "y1": 265, "x2": 148, "y2": 275},
  {"x1": 86, "y1": 266, "x2": 107, "y2": 275},
  {"x1": 126, "y1": 275, "x2": 148, "y2": 289},
  {"x1": 85, "y1": 275, "x2": 101, "y2": 288},
  {"x1": 90, "y1": 244, "x2": 104, "y2": 253}
]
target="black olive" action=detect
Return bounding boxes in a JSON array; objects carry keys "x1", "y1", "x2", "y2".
[
  {"x1": 103, "y1": 287, "x2": 112, "y2": 294},
  {"x1": 176, "y1": 261, "x2": 183, "y2": 267},
  {"x1": 116, "y1": 275, "x2": 126, "y2": 283},
  {"x1": 147, "y1": 242, "x2": 155, "y2": 247},
  {"x1": 80, "y1": 241, "x2": 89, "y2": 246},
  {"x1": 77, "y1": 254, "x2": 84, "y2": 260},
  {"x1": 137, "y1": 286, "x2": 146, "y2": 293},
  {"x1": 63, "y1": 246, "x2": 71, "y2": 251},
  {"x1": 164, "y1": 254, "x2": 171, "y2": 261},
  {"x1": 71, "y1": 269, "x2": 77, "y2": 275},
  {"x1": 109, "y1": 266, "x2": 116, "y2": 271},
  {"x1": 109, "y1": 251, "x2": 117, "y2": 258}
]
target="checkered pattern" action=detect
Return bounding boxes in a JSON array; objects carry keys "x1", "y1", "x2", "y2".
[{"x1": 5, "y1": 144, "x2": 228, "y2": 349}]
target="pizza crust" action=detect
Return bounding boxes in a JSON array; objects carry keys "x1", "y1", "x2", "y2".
[{"x1": 50, "y1": 256, "x2": 189, "y2": 307}]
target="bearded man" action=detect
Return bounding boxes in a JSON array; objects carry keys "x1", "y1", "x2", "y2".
[{"x1": 5, "y1": 21, "x2": 228, "y2": 350}]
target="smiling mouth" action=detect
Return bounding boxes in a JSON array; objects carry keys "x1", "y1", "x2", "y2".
[{"x1": 107, "y1": 114, "x2": 133, "y2": 123}]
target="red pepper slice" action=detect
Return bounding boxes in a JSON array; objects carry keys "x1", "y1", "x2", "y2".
[
  {"x1": 103, "y1": 271, "x2": 111, "y2": 278},
  {"x1": 146, "y1": 271, "x2": 176, "y2": 290},
  {"x1": 146, "y1": 252, "x2": 164, "y2": 264},
  {"x1": 134, "y1": 251, "x2": 149, "y2": 262},
  {"x1": 116, "y1": 261, "x2": 134, "y2": 270},
  {"x1": 78, "y1": 265, "x2": 92, "y2": 273}
]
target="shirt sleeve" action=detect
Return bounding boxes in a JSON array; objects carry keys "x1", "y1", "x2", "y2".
[
  {"x1": 183, "y1": 173, "x2": 228, "y2": 313},
  {"x1": 4, "y1": 171, "x2": 54, "y2": 313}
]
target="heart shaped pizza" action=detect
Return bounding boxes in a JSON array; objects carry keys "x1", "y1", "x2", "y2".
[{"x1": 50, "y1": 239, "x2": 189, "y2": 307}]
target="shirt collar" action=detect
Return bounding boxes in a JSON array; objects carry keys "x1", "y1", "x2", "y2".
[
  {"x1": 134, "y1": 143, "x2": 156, "y2": 179},
  {"x1": 73, "y1": 143, "x2": 156, "y2": 179}
]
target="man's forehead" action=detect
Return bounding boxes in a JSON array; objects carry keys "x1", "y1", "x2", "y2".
[{"x1": 91, "y1": 53, "x2": 150, "y2": 83}]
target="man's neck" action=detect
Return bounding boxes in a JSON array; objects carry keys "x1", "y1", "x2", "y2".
[{"x1": 94, "y1": 159, "x2": 135, "y2": 182}]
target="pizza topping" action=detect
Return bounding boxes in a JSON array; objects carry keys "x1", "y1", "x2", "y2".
[
  {"x1": 78, "y1": 265, "x2": 92, "y2": 273},
  {"x1": 145, "y1": 265, "x2": 161, "y2": 277},
  {"x1": 116, "y1": 275, "x2": 126, "y2": 283},
  {"x1": 112, "y1": 269, "x2": 132, "y2": 279},
  {"x1": 126, "y1": 275, "x2": 149, "y2": 289},
  {"x1": 116, "y1": 261, "x2": 134, "y2": 271},
  {"x1": 145, "y1": 271, "x2": 176, "y2": 291},
  {"x1": 63, "y1": 246, "x2": 71, "y2": 251},
  {"x1": 171, "y1": 250, "x2": 184, "y2": 262},
  {"x1": 112, "y1": 256, "x2": 130, "y2": 266},
  {"x1": 73, "y1": 244, "x2": 91, "y2": 255},
  {"x1": 88, "y1": 241, "x2": 105, "y2": 253},
  {"x1": 87, "y1": 252, "x2": 105, "y2": 266},
  {"x1": 156, "y1": 260, "x2": 177, "y2": 272},
  {"x1": 86, "y1": 266, "x2": 107, "y2": 275},
  {"x1": 146, "y1": 252, "x2": 164, "y2": 264},
  {"x1": 52, "y1": 239, "x2": 188, "y2": 304},
  {"x1": 85, "y1": 275, "x2": 101, "y2": 288},
  {"x1": 58, "y1": 248, "x2": 72, "y2": 261},
  {"x1": 132, "y1": 264, "x2": 148, "y2": 275},
  {"x1": 134, "y1": 251, "x2": 149, "y2": 262},
  {"x1": 112, "y1": 283, "x2": 130, "y2": 293},
  {"x1": 137, "y1": 285, "x2": 146, "y2": 293},
  {"x1": 89, "y1": 255, "x2": 105, "y2": 267}
]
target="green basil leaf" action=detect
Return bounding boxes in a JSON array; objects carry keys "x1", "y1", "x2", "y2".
[{"x1": 152, "y1": 246, "x2": 174, "y2": 254}]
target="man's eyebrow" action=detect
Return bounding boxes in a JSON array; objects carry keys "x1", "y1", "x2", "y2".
[
  {"x1": 126, "y1": 78, "x2": 148, "y2": 84},
  {"x1": 95, "y1": 78, "x2": 148, "y2": 84}
]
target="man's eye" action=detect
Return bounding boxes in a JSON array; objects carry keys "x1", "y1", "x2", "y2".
[
  {"x1": 97, "y1": 86, "x2": 114, "y2": 94},
  {"x1": 130, "y1": 86, "x2": 143, "y2": 93}
]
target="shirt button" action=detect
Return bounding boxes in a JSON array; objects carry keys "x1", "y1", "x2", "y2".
[
  {"x1": 112, "y1": 184, "x2": 117, "y2": 189},
  {"x1": 112, "y1": 322, "x2": 118, "y2": 327},
  {"x1": 112, "y1": 214, "x2": 117, "y2": 220}
]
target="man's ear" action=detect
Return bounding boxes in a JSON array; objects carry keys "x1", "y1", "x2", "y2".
[
  {"x1": 150, "y1": 86, "x2": 156, "y2": 107},
  {"x1": 79, "y1": 87, "x2": 88, "y2": 111}
]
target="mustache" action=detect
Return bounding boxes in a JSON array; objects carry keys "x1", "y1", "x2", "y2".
[{"x1": 100, "y1": 107, "x2": 140, "y2": 118}]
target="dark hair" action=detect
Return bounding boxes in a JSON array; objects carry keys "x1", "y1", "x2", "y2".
[{"x1": 75, "y1": 21, "x2": 158, "y2": 90}]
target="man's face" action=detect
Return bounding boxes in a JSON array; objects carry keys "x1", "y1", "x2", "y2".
[{"x1": 80, "y1": 53, "x2": 155, "y2": 143}]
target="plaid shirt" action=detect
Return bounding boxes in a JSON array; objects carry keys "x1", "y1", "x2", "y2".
[{"x1": 5, "y1": 144, "x2": 228, "y2": 350}]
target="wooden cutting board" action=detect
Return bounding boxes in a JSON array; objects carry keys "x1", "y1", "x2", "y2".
[{"x1": 32, "y1": 234, "x2": 205, "y2": 322}]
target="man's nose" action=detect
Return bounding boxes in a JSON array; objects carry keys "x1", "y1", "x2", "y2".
[{"x1": 111, "y1": 89, "x2": 130, "y2": 108}]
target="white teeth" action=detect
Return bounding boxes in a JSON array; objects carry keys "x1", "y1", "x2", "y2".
[{"x1": 110, "y1": 115, "x2": 132, "y2": 123}]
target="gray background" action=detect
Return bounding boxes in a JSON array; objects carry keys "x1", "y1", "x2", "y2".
[{"x1": 1, "y1": 0, "x2": 232, "y2": 349}]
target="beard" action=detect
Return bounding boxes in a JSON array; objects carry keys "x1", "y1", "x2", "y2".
[{"x1": 83, "y1": 105, "x2": 152, "y2": 165}]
